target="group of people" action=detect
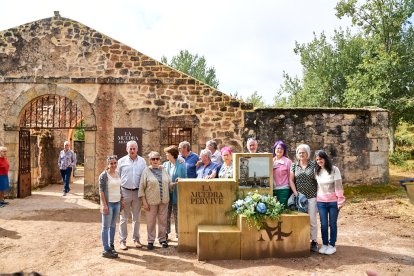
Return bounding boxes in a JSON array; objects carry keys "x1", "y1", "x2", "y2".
[{"x1": 272, "y1": 141, "x2": 346, "y2": 255}]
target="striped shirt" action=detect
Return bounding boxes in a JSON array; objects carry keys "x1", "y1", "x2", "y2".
[{"x1": 316, "y1": 166, "x2": 346, "y2": 208}]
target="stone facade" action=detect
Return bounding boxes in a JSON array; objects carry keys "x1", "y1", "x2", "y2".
[
  {"x1": 0, "y1": 13, "x2": 252, "y2": 198},
  {"x1": 243, "y1": 108, "x2": 389, "y2": 184}
]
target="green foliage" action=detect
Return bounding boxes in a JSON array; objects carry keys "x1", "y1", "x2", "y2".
[
  {"x1": 232, "y1": 190, "x2": 284, "y2": 230},
  {"x1": 74, "y1": 120, "x2": 85, "y2": 141},
  {"x1": 244, "y1": 91, "x2": 266, "y2": 108},
  {"x1": 389, "y1": 151, "x2": 409, "y2": 166},
  {"x1": 344, "y1": 184, "x2": 406, "y2": 202},
  {"x1": 161, "y1": 50, "x2": 219, "y2": 88}
]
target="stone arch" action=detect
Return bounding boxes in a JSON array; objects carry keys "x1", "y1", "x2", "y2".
[{"x1": 4, "y1": 84, "x2": 97, "y2": 198}]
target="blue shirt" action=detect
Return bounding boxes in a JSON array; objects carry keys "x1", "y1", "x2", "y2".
[
  {"x1": 196, "y1": 161, "x2": 219, "y2": 179},
  {"x1": 181, "y1": 152, "x2": 199, "y2": 178}
]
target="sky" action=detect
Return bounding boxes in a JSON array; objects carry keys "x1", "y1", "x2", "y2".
[{"x1": 0, "y1": 0, "x2": 352, "y2": 104}]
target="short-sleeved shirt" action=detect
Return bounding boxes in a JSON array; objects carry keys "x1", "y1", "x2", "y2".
[
  {"x1": 181, "y1": 152, "x2": 199, "y2": 178},
  {"x1": 291, "y1": 160, "x2": 317, "y2": 199},
  {"x1": 196, "y1": 161, "x2": 218, "y2": 179}
]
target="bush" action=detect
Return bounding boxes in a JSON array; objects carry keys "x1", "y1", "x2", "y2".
[{"x1": 389, "y1": 152, "x2": 409, "y2": 166}]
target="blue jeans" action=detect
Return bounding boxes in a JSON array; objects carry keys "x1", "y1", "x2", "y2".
[
  {"x1": 102, "y1": 201, "x2": 121, "y2": 251},
  {"x1": 60, "y1": 167, "x2": 72, "y2": 193},
  {"x1": 317, "y1": 201, "x2": 339, "y2": 246}
]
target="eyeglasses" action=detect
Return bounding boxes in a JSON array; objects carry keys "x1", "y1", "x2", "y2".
[
  {"x1": 150, "y1": 157, "x2": 160, "y2": 161},
  {"x1": 107, "y1": 155, "x2": 118, "y2": 161}
]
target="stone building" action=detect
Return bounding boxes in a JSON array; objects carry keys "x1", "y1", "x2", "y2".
[
  {"x1": 0, "y1": 12, "x2": 252, "y2": 199},
  {"x1": 0, "y1": 12, "x2": 389, "y2": 199}
]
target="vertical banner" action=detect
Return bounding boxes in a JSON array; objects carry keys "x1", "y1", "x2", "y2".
[{"x1": 114, "y1": 128, "x2": 143, "y2": 158}]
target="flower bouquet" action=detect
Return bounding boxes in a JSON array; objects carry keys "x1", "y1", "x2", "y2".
[{"x1": 232, "y1": 190, "x2": 283, "y2": 230}]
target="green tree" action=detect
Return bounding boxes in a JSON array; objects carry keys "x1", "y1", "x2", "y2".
[
  {"x1": 161, "y1": 50, "x2": 219, "y2": 88},
  {"x1": 245, "y1": 91, "x2": 266, "y2": 108},
  {"x1": 337, "y1": 0, "x2": 414, "y2": 151}
]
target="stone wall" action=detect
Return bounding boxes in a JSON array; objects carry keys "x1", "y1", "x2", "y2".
[{"x1": 243, "y1": 108, "x2": 389, "y2": 185}]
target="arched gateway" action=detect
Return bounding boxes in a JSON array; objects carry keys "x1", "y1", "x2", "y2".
[{"x1": 4, "y1": 85, "x2": 96, "y2": 198}]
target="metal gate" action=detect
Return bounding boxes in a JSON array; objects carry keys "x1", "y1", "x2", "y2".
[{"x1": 18, "y1": 129, "x2": 31, "y2": 198}]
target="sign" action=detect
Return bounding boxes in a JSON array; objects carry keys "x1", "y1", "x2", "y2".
[{"x1": 114, "y1": 128, "x2": 143, "y2": 157}]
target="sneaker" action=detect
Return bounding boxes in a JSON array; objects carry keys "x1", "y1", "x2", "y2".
[
  {"x1": 325, "y1": 245, "x2": 336, "y2": 255},
  {"x1": 0, "y1": 200, "x2": 9, "y2": 205},
  {"x1": 310, "y1": 240, "x2": 319, "y2": 252},
  {"x1": 110, "y1": 244, "x2": 117, "y2": 254},
  {"x1": 134, "y1": 240, "x2": 143, "y2": 248},
  {"x1": 147, "y1": 243, "x2": 154, "y2": 250},
  {"x1": 102, "y1": 250, "x2": 118, "y2": 258},
  {"x1": 62, "y1": 192, "x2": 67, "y2": 196},
  {"x1": 161, "y1": 241, "x2": 169, "y2": 248},
  {"x1": 319, "y1": 244, "x2": 328, "y2": 254},
  {"x1": 119, "y1": 242, "x2": 128, "y2": 250}
]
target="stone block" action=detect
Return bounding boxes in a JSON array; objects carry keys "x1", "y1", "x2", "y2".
[
  {"x1": 238, "y1": 214, "x2": 310, "y2": 259},
  {"x1": 197, "y1": 225, "x2": 240, "y2": 260},
  {"x1": 370, "y1": 151, "x2": 388, "y2": 166}
]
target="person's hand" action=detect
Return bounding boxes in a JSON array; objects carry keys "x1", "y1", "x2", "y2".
[
  {"x1": 293, "y1": 191, "x2": 299, "y2": 197},
  {"x1": 178, "y1": 159, "x2": 185, "y2": 164},
  {"x1": 121, "y1": 200, "x2": 126, "y2": 210},
  {"x1": 143, "y1": 203, "x2": 150, "y2": 211},
  {"x1": 196, "y1": 160, "x2": 202, "y2": 167},
  {"x1": 102, "y1": 205, "x2": 109, "y2": 215}
]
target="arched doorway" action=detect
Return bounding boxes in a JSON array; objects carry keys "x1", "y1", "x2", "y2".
[
  {"x1": 4, "y1": 84, "x2": 97, "y2": 199},
  {"x1": 18, "y1": 95, "x2": 84, "y2": 198}
]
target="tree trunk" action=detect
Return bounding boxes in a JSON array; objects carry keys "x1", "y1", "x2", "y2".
[{"x1": 389, "y1": 124, "x2": 395, "y2": 154}]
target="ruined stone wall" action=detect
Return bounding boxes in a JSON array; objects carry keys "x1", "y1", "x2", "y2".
[
  {"x1": 243, "y1": 108, "x2": 389, "y2": 185},
  {"x1": 0, "y1": 14, "x2": 252, "y2": 196}
]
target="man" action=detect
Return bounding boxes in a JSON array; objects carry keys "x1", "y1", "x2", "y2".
[
  {"x1": 58, "y1": 141, "x2": 76, "y2": 196},
  {"x1": 196, "y1": 149, "x2": 219, "y2": 179},
  {"x1": 178, "y1": 141, "x2": 199, "y2": 178},
  {"x1": 206, "y1": 140, "x2": 223, "y2": 165},
  {"x1": 117, "y1": 140, "x2": 147, "y2": 250},
  {"x1": 247, "y1": 138, "x2": 258, "y2": 153}
]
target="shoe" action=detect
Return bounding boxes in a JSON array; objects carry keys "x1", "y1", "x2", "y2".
[
  {"x1": 0, "y1": 204, "x2": 4, "y2": 208},
  {"x1": 161, "y1": 241, "x2": 169, "y2": 248},
  {"x1": 0, "y1": 201, "x2": 8, "y2": 205},
  {"x1": 134, "y1": 240, "x2": 143, "y2": 248},
  {"x1": 119, "y1": 242, "x2": 128, "y2": 250},
  {"x1": 319, "y1": 244, "x2": 328, "y2": 254},
  {"x1": 102, "y1": 250, "x2": 118, "y2": 258},
  {"x1": 325, "y1": 245, "x2": 336, "y2": 255},
  {"x1": 110, "y1": 244, "x2": 117, "y2": 254},
  {"x1": 62, "y1": 192, "x2": 67, "y2": 196},
  {"x1": 147, "y1": 243, "x2": 154, "y2": 250},
  {"x1": 310, "y1": 240, "x2": 319, "y2": 252}
]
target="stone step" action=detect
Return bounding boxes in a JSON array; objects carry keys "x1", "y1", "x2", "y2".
[{"x1": 197, "y1": 225, "x2": 241, "y2": 260}]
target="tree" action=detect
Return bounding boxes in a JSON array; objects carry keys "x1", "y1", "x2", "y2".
[
  {"x1": 337, "y1": 0, "x2": 414, "y2": 151},
  {"x1": 244, "y1": 91, "x2": 266, "y2": 108},
  {"x1": 161, "y1": 50, "x2": 219, "y2": 88}
]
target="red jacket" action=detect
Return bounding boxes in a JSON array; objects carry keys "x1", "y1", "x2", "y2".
[{"x1": 0, "y1": 157, "x2": 9, "y2": 175}]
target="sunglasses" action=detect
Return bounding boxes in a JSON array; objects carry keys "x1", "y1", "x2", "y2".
[
  {"x1": 150, "y1": 157, "x2": 160, "y2": 161},
  {"x1": 107, "y1": 155, "x2": 118, "y2": 161}
]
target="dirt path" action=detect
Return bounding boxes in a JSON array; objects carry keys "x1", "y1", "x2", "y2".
[{"x1": 0, "y1": 174, "x2": 413, "y2": 275}]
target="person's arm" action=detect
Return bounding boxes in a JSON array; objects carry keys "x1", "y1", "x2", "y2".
[
  {"x1": 99, "y1": 191, "x2": 109, "y2": 215},
  {"x1": 289, "y1": 167, "x2": 298, "y2": 196},
  {"x1": 138, "y1": 170, "x2": 150, "y2": 211}
]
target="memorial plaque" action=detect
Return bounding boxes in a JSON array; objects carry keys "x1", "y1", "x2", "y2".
[{"x1": 114, "y1": 128, "x2": 143, "y2": 157}]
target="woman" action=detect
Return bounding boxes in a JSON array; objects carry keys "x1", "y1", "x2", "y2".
[
  {"x1": 0, "y1": 146, "x2": 10, "y2": 207},
  {"x1": 315, "y1": 150, "x2": 345, "y2": 255},
  {"x1": 289, "y1": 144, "x2": 319, "y2": 252},
  {"x1": 163, "y1": 145, "x2": 187, "y2": 241},
  {"x1": 139, "y1": 151, "x2": 171, "y2": 250},
  {"x1": 272, "y1": 140, "x2": 292, "y2": 209},
  {"x1": 218, "y1": 146, "x2": 233, "y2": 178},
  {"x1": 99, "y1": 155, "x2": 124, "y2": 258}
]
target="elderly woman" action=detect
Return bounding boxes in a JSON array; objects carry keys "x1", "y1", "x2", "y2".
[
  {"x1": 0, "y1": 146, "x2": 10, "y2": 207},
  {"x1": 206, "y1": 140, "x2": 223, "y2": 165},
  {"x1": 196, "y1": 149, "x2": 219, "y2": 179},
  {"x1": 289, "y1": 144, "x2": 319, "y2": 252},
  {"x1": 99, "y1": 155, "x2": 125, "y2": 258},
  {"x1": 217, "y1": 146, "x2": 233, "y2": 178},
  {"x1": 315, "y1": 150, "x2": 345, "y2": 255},
  {"x1": 272, "y1": 140, "x2": 292, "y2": 209},
  {"x1": 139, "y1": 151, "x2": 171, "y2": 250},
  {"x1": 163, "y1": 145, "x2": 187, "y2": 241}
]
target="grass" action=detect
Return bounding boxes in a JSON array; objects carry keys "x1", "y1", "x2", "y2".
[{"x1": 344, "y1": 163, "x2": 413, "y2": 202}]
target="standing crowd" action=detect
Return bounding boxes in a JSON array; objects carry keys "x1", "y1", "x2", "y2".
[{"x1": 0, "y1": 137, "x2": 345, "y2": 259}]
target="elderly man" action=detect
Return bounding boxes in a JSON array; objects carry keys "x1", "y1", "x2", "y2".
[
  {"x1": 196, "y1": 149, "x2": 219, "y2": 179},
  {"x1": 117, "y1": 140, "x2": 147, "y2": 250},
  {"x1": 58, "y1": 141, "x2": 76, "y2": 196},
  {"x1": 247, "y1": 138, "x2": 259, "y2": 153},
  {"x1": 178, "y1": 141, "x2": 199, "y2": 178},
  {"x1": 206, "y1": 140, "x2": 223, "y2": 165}
]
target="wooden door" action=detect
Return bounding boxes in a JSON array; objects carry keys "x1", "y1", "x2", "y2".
[{"x1": 18, "y1": 129, "x2": 31, "y2": 198}]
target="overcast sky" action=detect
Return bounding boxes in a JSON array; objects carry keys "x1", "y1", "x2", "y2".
[{"x1": 0, "y1": 0, "x2": 352, "y2": 104}]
